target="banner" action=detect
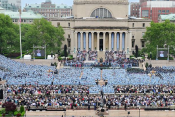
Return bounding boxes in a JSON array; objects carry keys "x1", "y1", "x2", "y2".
[
  {"x1": 35, "y1": 49, "x2": 45, "y2": 57},
  {"x1": 158, "y1": 51, "x2": 168, "y2": 58}
]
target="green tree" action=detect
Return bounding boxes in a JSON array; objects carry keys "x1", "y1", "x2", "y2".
[
  {"x1": 0, "y1": 14, "x2": 19, "y2": 54},
  {"x1": 24, "y1": 18, "x2": 65, "y2": 55},
  {"x1": 142, "y1": 20, "x2": 175, "y2": 59},
  {"x1": 21, "y1": 24, "x2": 33, "y2": 52}
]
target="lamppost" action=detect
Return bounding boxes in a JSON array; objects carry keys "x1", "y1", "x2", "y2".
[
  {"x1": 150, "y1": 52, "x2": 152, "y2": 66},
  {"x1": 139, "y1": 106, "x2": 140, "y2": 117}
]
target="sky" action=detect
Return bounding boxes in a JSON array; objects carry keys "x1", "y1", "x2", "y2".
[
  {"x1": 22, "y1": 0, "x2": 139, "y2": 15},
  {"x1": 22, "y1": 0, "x2": 139, "y2": 7}
]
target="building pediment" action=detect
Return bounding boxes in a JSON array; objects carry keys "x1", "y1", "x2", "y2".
[{"x1": 74, "y1": 0, "x2": 129, "y2": 5}]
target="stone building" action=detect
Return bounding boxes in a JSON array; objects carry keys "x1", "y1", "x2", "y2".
[
  {"x1": 51, "y1": 0, "x2": 151, "y2": 59},
  {"x1": 0, "y1": 0, "x2": 21, "y2": 12},
  {"x1": 23, "y1": 0, "x2": 72, "y2": 19}
]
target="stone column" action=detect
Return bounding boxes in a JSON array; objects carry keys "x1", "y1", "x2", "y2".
[
  {"x1": 109, "y1": 32, "x2": 111, "y2": 51},
  {"x1": 86, "y1": 32, "x2": 88, "y2": 51},
  {"x1": 129, "y1": 32, "x2": 132, "y2": 53},
  {"x1": 120, "y1": 32, "x2": 122, "y2": 51},
  {"x1": 125, "y1": 32, "x2": 128, "y2": 53},
  {"x1": 74, "y1": 32, "x2": 77, "y2": 52},
  {"x1": 80, "y1": 32, "x2": 83, "y2": 51},
  {"x1": 114, "y1": 32, "x2": 117, "y2": 51},
  {"x1": 103, "y1": 32, "x2": 106, "y2": 51},
  {"x1": 71, "y1": 30, "x2": 74, "y2": 54},
  {"x1": 97, "y1": 32, "x2": 99, "y2": 51},
  {"x1": 92, "y1": 32, "x2": 94, "y2": 51}
]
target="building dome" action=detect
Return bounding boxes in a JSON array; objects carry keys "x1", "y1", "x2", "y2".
[{"x1": 45, "y1": 0, "x2": 51, "y2": 2}]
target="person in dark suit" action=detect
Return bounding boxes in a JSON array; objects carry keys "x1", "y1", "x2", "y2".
[{"x1": 124, "y1": 103, "x2": 127, "y2": 111}]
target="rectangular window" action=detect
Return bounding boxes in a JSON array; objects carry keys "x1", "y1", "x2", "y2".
[
  {"x1": 162, "y1": 10, "x2": 165, "y2": 13},
  {"x1": 143, "y1": 23, "x2": 145, "y2": 27},
  {"x1": 68, "y1": 23, "x2": 70, "y2": 27},
  {"x1": 132, "y1": 40, "x2": 135, "y2": 48},
  {"x1": 142, "y1": 32, "x2": 145, "y2": 37},
  {"x1": 68, "y1": 34, "x2": 70, "y2": 38},
  {"x1": 142, "y1": 41, "x2": 145, "y2": 47},
  {"x1": 142, "y1": 10, "x2": 149, "y2": 17},
  {"x1": 132, "y1": 23, "x2": 134, "y2": 28},
  {"x1": 57, "y1": 22, "x2": 60, "y2": 27},
  {"x1": 166, "y1": 10, "x2": 169, "y2": 13},
  {"x1": 158, "y1": 10, "x2": 161, "y2": 13}
]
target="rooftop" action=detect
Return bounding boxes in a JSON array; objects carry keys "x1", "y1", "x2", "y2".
[
  {"x1": 146, "y1": 1, "x2": 175, "y2": 7},
  {"x1": 24, "y1": 3, "x2": 72, "y2": 9},
  {"x1": 0, "y1": 10, "x2": 44, "y2": 19},
  {"x1": 160, "y1": 14, "x2": 175, "y2": 21}
]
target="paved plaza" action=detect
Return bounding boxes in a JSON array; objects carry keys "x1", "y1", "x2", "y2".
[{"x1": 26, "y1": 110, "x2": 175, "y2": 117}]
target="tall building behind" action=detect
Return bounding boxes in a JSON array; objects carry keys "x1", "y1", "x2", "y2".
[
  {"x1": 130, "y1": 2, "x2": 140, "y2": 18},
  {"x1": 141, "y1": 1, "x2": 175, "y2": 22},
  {"x1": 23, "y1": 0, "x2": 72, "y2": 19},
  {"x1": 0, "y1": 0, "x2": 21, "y2": 12},
  {"x1": 130, "y1": 0, "x2": 175, "y2": 22}
]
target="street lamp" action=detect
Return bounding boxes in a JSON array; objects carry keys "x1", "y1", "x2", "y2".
[
  {"x1": 150, "y1": 52, "x2": 152, "y2": 66},
  {"x1": 139, "y1": 106, "x2": 140, "y2": 117}
]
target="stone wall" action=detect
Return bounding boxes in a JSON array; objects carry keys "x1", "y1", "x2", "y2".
[
  {"x1": 13, "y1": 59, "x2": 58, "y2": 66},
  {"x1": 145, "y1": 60, "x2": 175, "y2": 67}
]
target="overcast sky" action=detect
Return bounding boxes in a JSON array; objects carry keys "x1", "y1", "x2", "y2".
[{"x1": 22, "y1": 0, "x2": 139, "y2": 7}]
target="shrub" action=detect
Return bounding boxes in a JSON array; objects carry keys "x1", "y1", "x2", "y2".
[
  {"x1": 17, "y1": 113, "x2": 21, "y2": 117},
  {"x1": 145, "y1": 62, "x2": 149, "y2": 68},
  {"x1": 2, "y1": 102, "x2": 16, "y2": 113},
  {"x1": 58, "y1": 57, "x2": 62, "y2": 60},
  {"x1": 14, "y1": 111, "x2": 20, "y2": 116},
  {"x1": 54, "y1": 62, "x2": 58, "y2": 67},
  {"x1": 0, "y1": 108, "x2": 5, "y2": 114},
  {"x1": 20, "y1": 106, "x2": 24, "y2": 113},
  {"x1": 21, "y1": 111, "x2": 25, "y2": 116}
]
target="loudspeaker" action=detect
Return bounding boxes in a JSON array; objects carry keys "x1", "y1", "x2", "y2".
[
  {"x1": 128, "y1": 111, "x2": 130, "y2": 115},
  {"x1": 0, "y1": 90, "x2": 3, "y2": 99},
  {"x1": 101, "y1": 109, "x2": 105, "y2": 112}
]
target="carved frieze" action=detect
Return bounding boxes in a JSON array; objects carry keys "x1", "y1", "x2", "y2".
[{"x1": 74, "y1": 0, "x2": 129, "y2": 5}]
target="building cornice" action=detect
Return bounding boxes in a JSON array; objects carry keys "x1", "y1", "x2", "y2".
[
  {"x1": 74, "y1": 26, "x2": 129, "y2": 30},
  {"x1": 51, "y1": 18, "x2": 151, "y2": 22},
  {"x1": 73, "y1": 0, "x2": 129, "y2": 5}
]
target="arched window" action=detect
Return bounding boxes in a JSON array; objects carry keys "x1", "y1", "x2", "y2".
[{"x1": 91, "y1": 8, "x2": 112, "y2": 18}]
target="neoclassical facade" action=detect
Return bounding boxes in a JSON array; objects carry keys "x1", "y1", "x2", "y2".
[{"x1": 51, "y1": 0, "x2": 151, "y2": 59}]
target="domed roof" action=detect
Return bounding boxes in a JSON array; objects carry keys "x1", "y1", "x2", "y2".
[{"x1": 45, "y1": 0, "x2": 51, "y2": 2}]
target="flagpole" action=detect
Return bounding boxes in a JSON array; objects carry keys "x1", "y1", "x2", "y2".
[{"x1": 19, "y1": 8, "x2": 22, "y2": 59}]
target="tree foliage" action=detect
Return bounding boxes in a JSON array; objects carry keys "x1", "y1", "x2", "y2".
[
  {"x1": 142, "y1": 20, "x2": 175, "y2": 59},
  {"x1": 23, "y1": 18, "x2": 65, "y2": 54},
  {"x1": 0, "y1": 14, "x2": 19, "y2": 54},
  {"x1": 0, "y1": 15, "x2": 65, "y2": 56}
]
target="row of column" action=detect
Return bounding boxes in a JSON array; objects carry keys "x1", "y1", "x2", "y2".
[{"x1": 74, "y1": 31, "x2": 129, "y2": 52}]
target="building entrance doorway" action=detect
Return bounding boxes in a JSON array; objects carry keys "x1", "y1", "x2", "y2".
[{"x1": 100, "y1": 39, "x2": 103, "y2": 51}]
